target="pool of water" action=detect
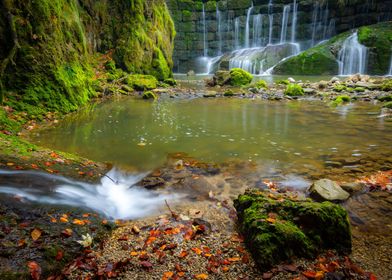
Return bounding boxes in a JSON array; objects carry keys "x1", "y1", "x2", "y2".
[{"x1": 28, "y1": 98, "x2": 391, "y2": 174}]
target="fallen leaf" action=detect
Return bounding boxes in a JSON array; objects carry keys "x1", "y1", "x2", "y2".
[
  {"x1": 162, "y1": 271, "x2": 174, "y2": 280},
  {"x1": 302, "y1": 270, "x2": 317, "y2": 278},
  {"x1": 61, "y1": 228, "x2": 73, "y2": 237},
  {"x1": 31, "y1": 228, "x2": 42, "y2": 241},
  {"x1": 130, "y1": 251, "x2": 139, "y2": 256},
  {"x1": 73, "y1": 219, "x2": 86, "y2": 226},
  {"x1": 178, "y1": 251, "x2": 188, "y2": 258},
  {"x1": 55, "y1": 250, "x2": 64, "y2": 261},
  {"x1": 191, "y1": 247, "x2": 203, "y2": 255},
  {"x1": 77, "y1": 233, "x2": 92, "y2": 247},
  {"x1": 27, "y1": 261, "x2": 41, "y2": 280},
  {"x1": 228, "y1": 257, "x2": 241, "y2": 262},
  {"x1": 195, "y1": 274, "x2": 208, "y2": 279},
  {"x1": 140, "y1": 261, "x2": 153, "y2": 270}
]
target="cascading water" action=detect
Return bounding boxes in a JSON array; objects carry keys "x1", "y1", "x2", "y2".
[
  {"x1": 202, "y1": 3, "x2": 208, "y2": 57},
  {"x1": 268, "y1": 0, "x2": 274, "y2": 45},
  {"x1": 216, "y1": 6, "x2": 222, "y2": 54},
  {"x1": 0, "y1": 169, "x2": 180, "y2": 219},
  {"x1": 280, "y1": 5, "x2": 291, "y2": 43},
  {"x1": 388, "y1": 54, "x2": 392, "y2": 76},
  {"x1": 291, "y1": 0, "x2": 297, "y2": 43},
  {"x1": 244, "y1": 3, "x2": 254, "y2": 48},
  {"x1": 234, "y1": 17, "x2": 240, "y2": 49},
  {"x1": 252, "y1": 14, "x2": 263, "y2": 47},
  {"x1": 338, "y1": 32, "x2": 368, "y2": 75}
]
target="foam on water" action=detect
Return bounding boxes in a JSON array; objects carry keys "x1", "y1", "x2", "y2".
[{"x1": 0, "y1": 169, "x2": 180, "y2": 220}]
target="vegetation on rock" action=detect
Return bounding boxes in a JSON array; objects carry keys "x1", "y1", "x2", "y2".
[
  {"x1": 127, "y1": 75, "x2": 158, "y2": 91},
  {"x1": 381, "y1": 79, "x2": 392, "y2": 91},
  {"x1": 234, "y1": 189, "x2": 351, "y2": 270},
  {"x1": 284, "y1": 84, "x2": 304, "y2": 96},
  {"x1": 229, "y1": 68, "x2": 253, "y2": 86}
]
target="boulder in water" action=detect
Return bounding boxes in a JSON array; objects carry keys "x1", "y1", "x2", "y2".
[
  {"x1": 308, "y1": 179, "x2": 350, "y2": 201},
  {"x1": 234, "y1": 189, "x2": 351, "y2": 271}
]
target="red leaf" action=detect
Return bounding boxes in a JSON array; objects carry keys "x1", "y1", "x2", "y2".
[
  {"x1": 55, "y1": 250, "x2": 64, "y2": 261},
  {"x1": 27, "y1": 261, "x2": 41, "y2": 280},
  {"x1": 140, "y1": 261, "x2": 153, "y2": 270}
]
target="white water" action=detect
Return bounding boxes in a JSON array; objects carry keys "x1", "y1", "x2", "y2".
[
  {"x1": 388, "y1": 54, "x2": 392, "y2": 76},
  {"x1": 216, "y1": 6, "x2": 222, "y2": 54},
  {"x1": 291, "y1": 0, "x2": 298, "y2": 43},
  {"x1": 280, "y1": 5, "x2": 291, "y2": 43},
  {"x1": 268, "y1": 0, "x2": 274, "y2": 45},
  {"x1": 234, "y1": 17, "x2": 240, "y2": 49},
  {"x1": 0, "y1": 169, "x2": 180, "y2": 220},
  {"x1": 245, "y1": 3, "x2": 254, "y2": 48},
  {"x1": 338, "y1": 32, "x2": 368, "y2": 75},
  {"x1": 202, "y1": 4, "x2": 208, "y2": 57},
  {"x1": 252, "y1": 14, "x2": 263, "y2": 47}
]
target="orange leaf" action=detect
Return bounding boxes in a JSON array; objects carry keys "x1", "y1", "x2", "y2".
[
  {"x1": 178, "y1": 250, "x2": 188, "y2": 258},
  {"x1": 184, "y1": 229, "x2": 194, "y2": 240},
  {"x1": 303, "y1": 271, "x2": 317, "y2": 278},
  {"x1": 61, "y1": 228, "x2": 73, "y2": 237},
  {"x1": 130, "y1": 251, "x2": 139, "y2": 256},
  {"x1": 191, "y1": 247, "x2": 202, "y2": 255},
  {"x1": 31, "y1": 228, "x2": 42, "y2": 241},
  {"x1": 27, "y1": 261, "x2": 41, "y2": 280},
  {"x1": 222, "y1": 266, "x2": 229, "y2": 272},
  {"x1": 162, "y1": 271, "x2": 174, "y2": 280},
  {"x1": 178, "y1": 272, "x2": 185, "y2": 277},
  {"x1": 266, "y1": 217, "x2": 276, "y2": 223},
  {"x1": 145, "y1": 236, "x2": 156, "y2": 246},
  {"x1": 73, "y1": 219, "x2": 85, "y2": 225},
  {"x1": 31, "y1": 164, "x2": 39, "y2": 169},
  {"x1": 195, "y1": 274, "x2": 208, "y2": 279},
  {"x1": 228, "y1": 257, "x2": 241, "y2": 262},
  {"x1": 18, "y1": 239, "x2": 26, "y2": 247},
  {"x1": 60, "y1": 217, "x2": 68, "y2": 223}
]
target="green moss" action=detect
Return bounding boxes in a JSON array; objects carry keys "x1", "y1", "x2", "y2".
[
  {"x1": 331, "y1": 95, "x2": 351, "y2": 106},
  {"x1": 354, "y1": 87, "x2": 365, "y2": 92},
  {"x1": 383, "y1": 101, "x2": 392, "y2": 109},
  {"x1": 358, "y1": 22, "x2": 392, "y2": 75},
  {"x1": 234, "y1": 190, "x2": 351, "y2": 270},
  {"x1": 142, "y1": 91, "x2": 157, "y2": 100},
  {"x1": 229, "y1": 68, "x2": 253, "y2": 86},
  {"x1": 163, "y1": 78, "x2": 177, "y2": 86},
  {"x1": 378, "y1": 95, "x2": 392, "y2": 102},
  {"x1": 0, "y1": 109, "x2": 21, "y2": 133},
  {"x1": 276, "y1": 79, "x2": 290, "y2": 85},
  {"x1": 223, "y1": 90, "x2": 234, "y2": 96},
  {"x1": 254, "y1": 80, "x2": 268, "y2": 90},
  {"x1": 127, "y1": 74, "x2": 158, "y2": 91},
  {"x1": 284, "y1": 84, "x2": 304, "y2": 96},
  {"x1": 381, "y1": 80, "x2": 392, "y2": 91},
  {"x1": 333, "y1": 84, "x2": 347, "y2": 92}
]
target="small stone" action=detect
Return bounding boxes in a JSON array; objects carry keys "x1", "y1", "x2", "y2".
[
  {"x1": 303, "y1": 88, "x2": 316, "y2": 94},
  {"x1": 308, "y1": 179, "x2": 350, "y2": 201},
  {"x1": 288, "y1": 77, "x2": 295, "y2": 83},
  {"x1": 340, "y1": 182, "x2": 366, "y2": 194}
]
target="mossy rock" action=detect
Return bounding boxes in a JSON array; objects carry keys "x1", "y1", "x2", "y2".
[
  {"x1": 381, "y1": 80, "x2": 392, "y2": 91},
  {"x1": 383, "y1": 101, "x2": 392, "y2": 109},
  {"x1": 276, "y1": 79, "x2": 290, "y2": 86},
  {"x1": 229, "y1": 68, "x2": 253, "y2": 86},
  {"x1": 127, "y1": 75, "x2": 158, "y2": 91},
  {"x1": 333, "y1": 84, "x2": 347, "y2": 92},
  {"x1": 378, "y1": 95, "x2": 392, "y2": 102},
  {"x1": 223, "y1": 90, "x2": 234, "y2": 96},
  {"x1": 254, "y1": 80, "x2": 268, "y2": 90},
  {"x1": 163, "y1": 78, "x2": 177, "y2": 86},
  {"x1": 234, "y1": 189, "x2": 351, "y2": 271},
  {"x1": 284, "y1": 84, "x2": 304, "y2": 96},
  {"x1": 142, "y1": 91, "x2": 157, "y2": 100},
  {"x1": 331, "y1": 95, "x2": 351, "y2": 106}
]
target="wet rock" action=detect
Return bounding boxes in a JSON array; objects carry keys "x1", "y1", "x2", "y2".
[
  {"x1": 288, "y1": 77, "x2": 295, "y2": 83},
  {"x1": 303, "y1": 88, "x2": 316, "y2": 94},
  {"x1": 213, "y1": 70, "x2": 231, "y2": 86},
  {"x1": 140, "y1": 176, "x2": 165, "y2": 189},
  {"x1": 308, "y1": 179, "x2": 350, "y2": 201},
  {"x1": 330, "y1": 77, "x2": 340, "y2": 83},
  {"x1": 234, "y1": 189, "x2": 351, "y2": 271},
  {"x1": 340, "y1": 182, "x2": 366, "y2": 194},
  {"x1": 325, "y1": 161, "x2": 343, "y2": 168},
  {"x1": 203, "y1": 92, "x2": 217, "y2": 98}
]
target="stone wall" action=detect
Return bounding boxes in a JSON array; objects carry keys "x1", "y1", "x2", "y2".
[{"x1": 166, "y1": 0, "x2": 392, "y2": 73}]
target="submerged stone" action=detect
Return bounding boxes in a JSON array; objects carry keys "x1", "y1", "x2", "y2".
[
  {"x1": 308, "y1": 179, "x2": 350, "y2": 201},
  {"x1": 234, "y1": 189, "x2": 351, "y2": 271}
]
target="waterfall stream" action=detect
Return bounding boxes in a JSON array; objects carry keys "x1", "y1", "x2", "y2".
[
  {"x1": 291, "y1": 0, "x2": 298, "y2": 43},
  {"x1": 280, "y1": 5, "x2": 291, "y2": 43},
  {"x1": 388, "y1": 54, "x2": 392, "y2": 76},
  {"x1": 338, "y1": 32, "x2": 368, "y2": 76},
  {"x1": 202, "y1": 3, "x2": 208, "y2": 57},
  {"x1": 245, "y1": 3, "x2": 254, "y2": 48},
  {"x1": 216, "y1": 6, "x2": 222, "y2": 54}
]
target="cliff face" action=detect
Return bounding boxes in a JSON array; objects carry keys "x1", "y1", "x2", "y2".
[
  {"x1": 166, "y1": 0, "x2": 392, "y2": 73},
  {"x1": 0, "y1": 0, "x2": 175, "y2": 113}
]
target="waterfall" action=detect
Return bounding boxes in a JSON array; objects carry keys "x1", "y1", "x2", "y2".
[
  {"x1": 252, "y1": 14, "x2": 263, "y2": 47},
  {"x1": 216, "y1": 6, "x2": 222, "y2": 54},
  {"x1": 202, "y1": 4, "x2": 208, "y2": 57},
  {"x1": 310, "y1": 2, "x2": 332, "y2": 46},
  {"x1": 310, "y1": 2, "x2": 319, "y2": 46},
  {"x1": 280, "y1": 5, "x2": 291, "y2": 43},
  {"x1": 268, "y1": 0, "x2": 274, "y2": 44},
  {"x1": 227, "y1": 11, "x2": 234, "y2": 50},
  {"x1": 338, "y1": 32, "x2": 368, "y2": 75},
  {"x1": 245, "y1": 3, "x2": 254, "y2": 48},
  {"x1": 235, "y1": 17, "x2": 240, "y2": 49},
  {"x1": 388, "y1": 54, "x2": 392, "y2": 76},
  {"x1": 291, "y1": 0, "x2": 298, "y2": 43}
]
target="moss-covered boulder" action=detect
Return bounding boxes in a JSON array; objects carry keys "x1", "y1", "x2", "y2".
[
  {"x1": 234, "y1": 189, "x2": 351, "y2": 271},
  {"x1": 127, "y1": 74, "x2": 158, "y2": 91},
  {"x1": 284, "y1": 84, "x2": 304, "y2": 96},
  {"x1": 229, "y1": 68, "x2": 253, "y2": 86}
]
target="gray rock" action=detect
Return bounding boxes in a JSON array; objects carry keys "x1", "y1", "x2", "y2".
[
  {"x1": 303, "y1": 88, "x2": 316, "y2": 94},
  {"x1": 288, "y1": 77, "x2": 295, "y2": 83},
  {"x1": 330, "y1": 77, "x2": 340, "y2": 83},
  {"x1": 308, "y1": 179, "x2": 350, "y2": 201},
  {"x1": 340, "y1": 182, "x2": 366, "y2": 194}
]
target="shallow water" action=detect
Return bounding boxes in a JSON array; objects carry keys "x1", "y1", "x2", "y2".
[{"x1": 28, "y1": 98, "x2": 392, "y2": 176}]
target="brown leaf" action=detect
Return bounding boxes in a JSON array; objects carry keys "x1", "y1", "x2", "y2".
[
  {"x1": 55, "y1": 250, "x2": 64, "y2": 261},
  {"x1": 140, "y1": 261, "x2": 153, "y2": 270},
  {"x1": 31, "y1": 228, "x2": 42, "y2": 241}
]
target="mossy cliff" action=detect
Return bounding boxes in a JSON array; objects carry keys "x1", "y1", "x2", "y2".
[
  {"x1": 0, "y1": 0, "x2": 175, "y2": 117},
  {"x1": 234, "y1": 189, "x2": 351, "y2": 270},
  {"x1": 274, "y1": 22, "x2": 392, "y2": 75}
]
